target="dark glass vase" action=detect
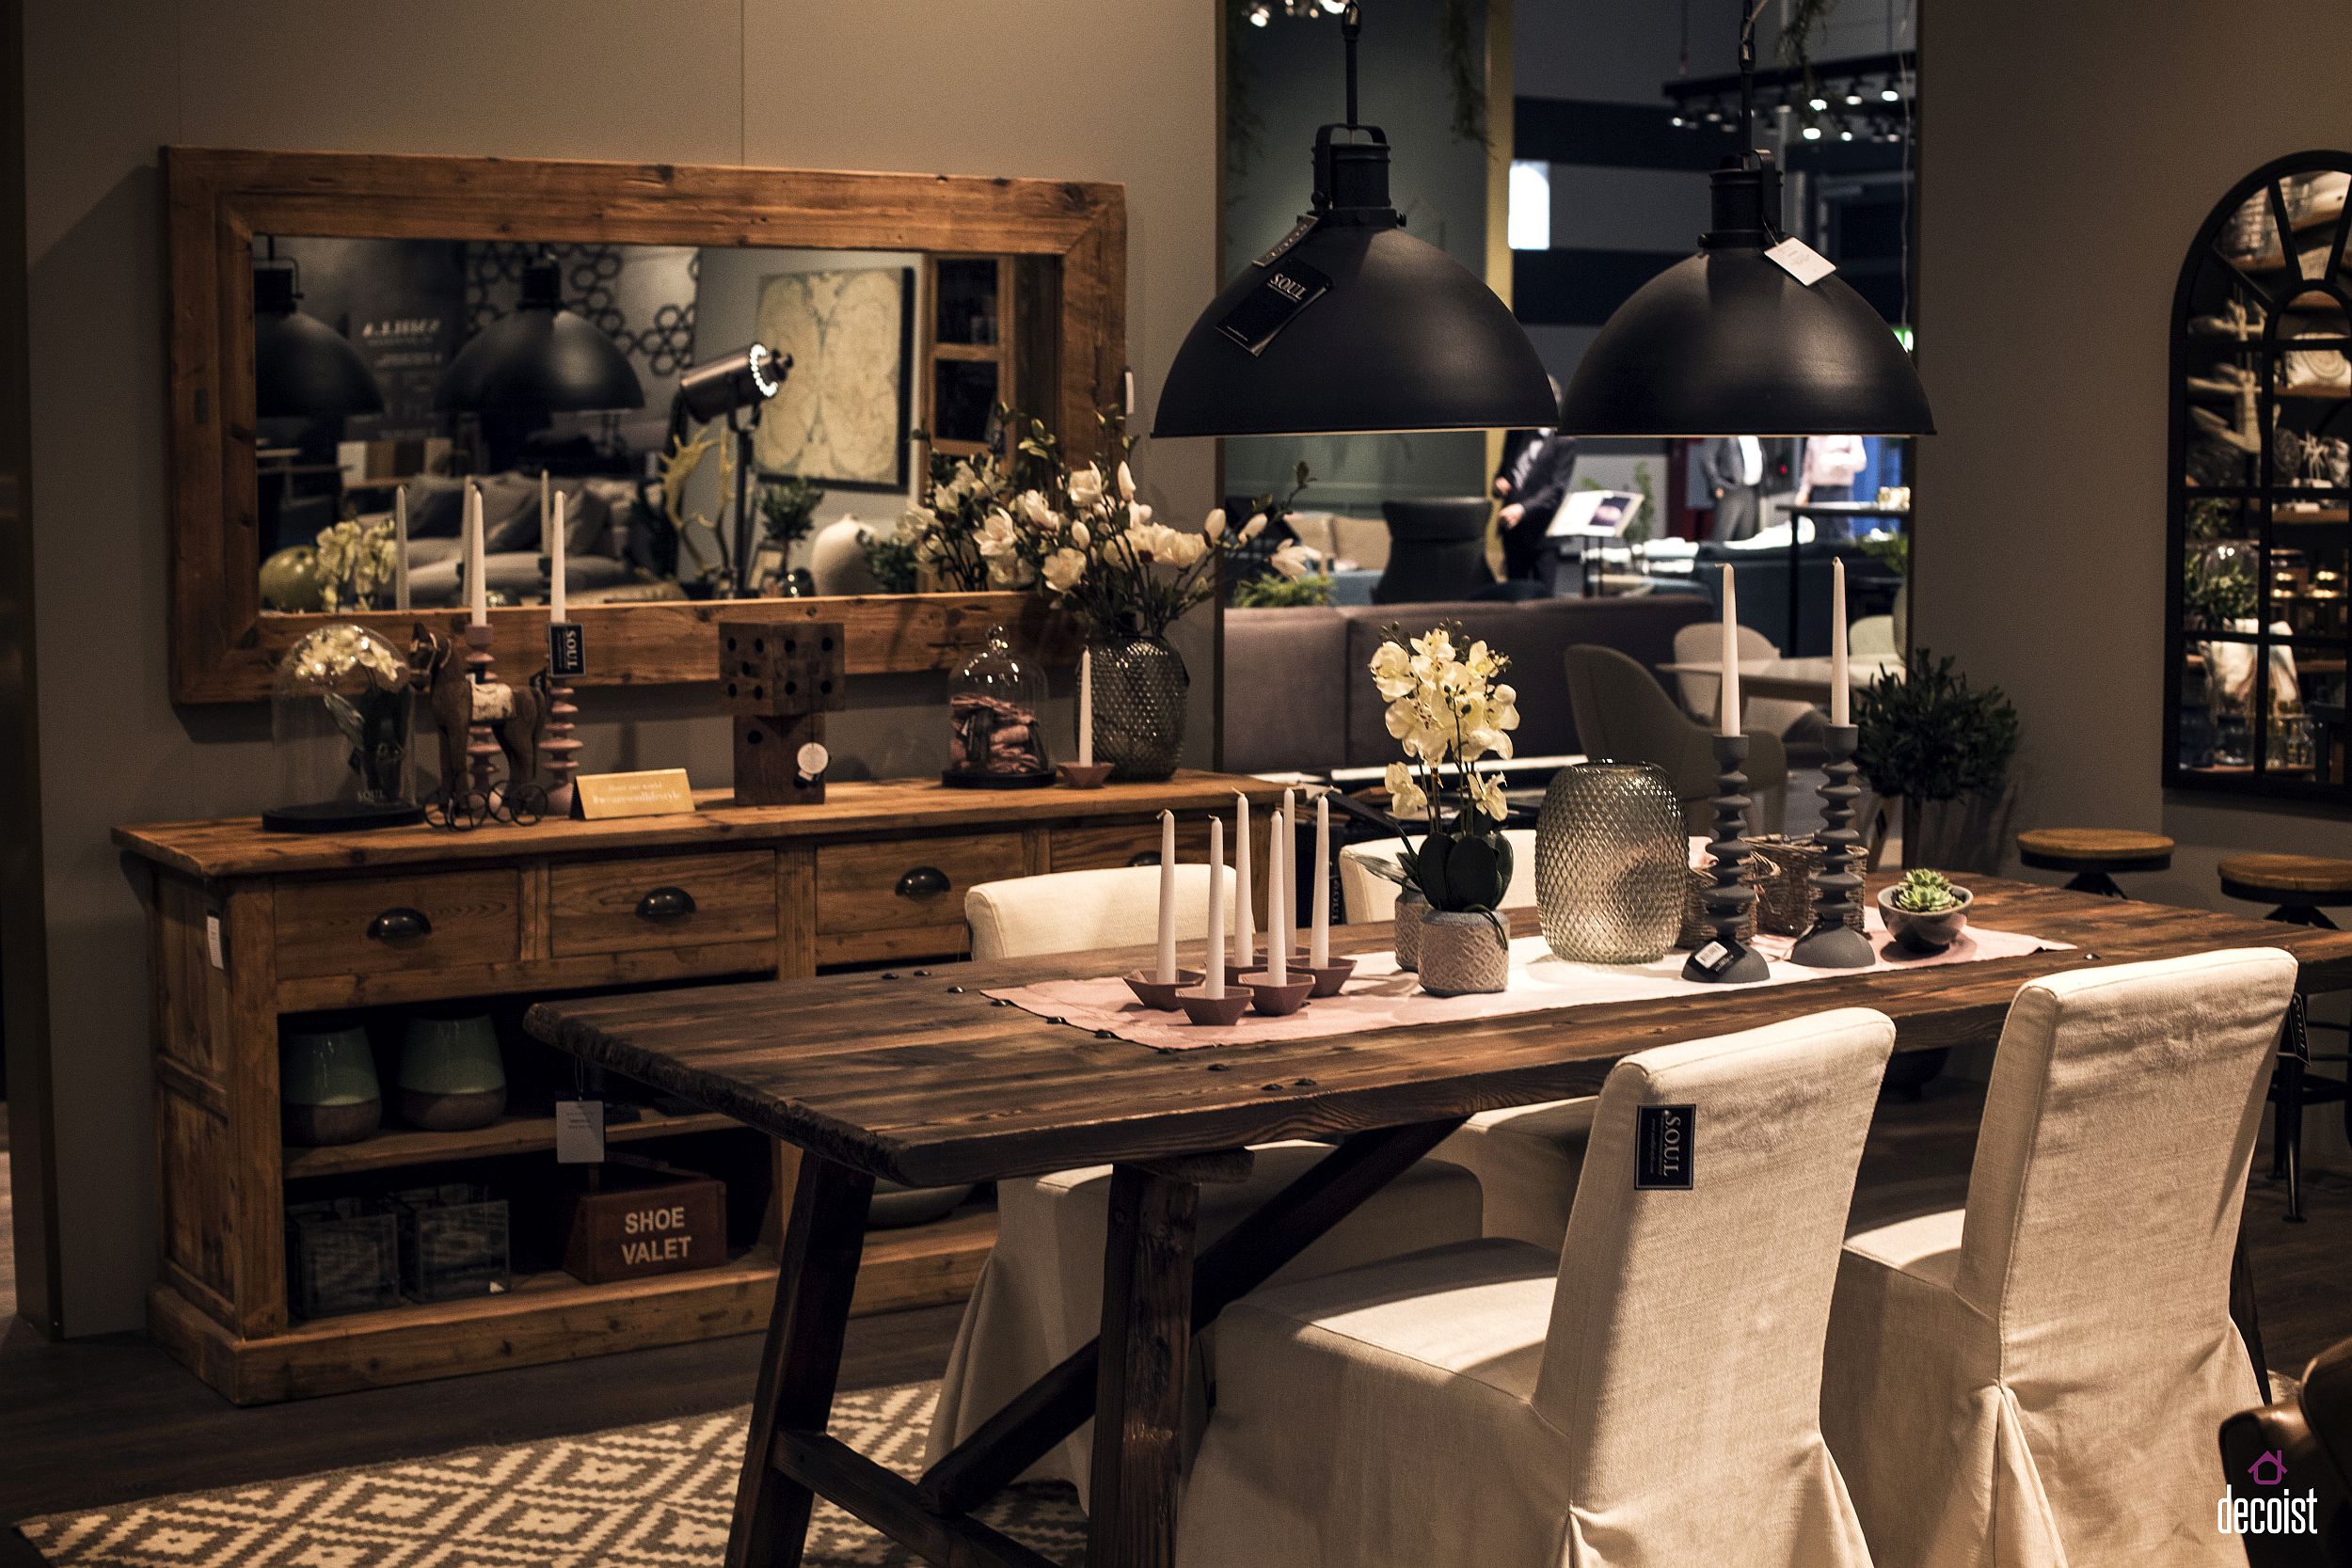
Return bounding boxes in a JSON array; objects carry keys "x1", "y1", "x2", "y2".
[{"x1": 1091, "y1": 635, "x2": 1189, "y2": 781}]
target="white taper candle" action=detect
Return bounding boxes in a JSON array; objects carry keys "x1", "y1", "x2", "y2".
[
  {"x1": 393, "y1": 484, "x2": 410, "y2": 612},
  {"x1": 467, "y1": 483, "x2": 487, "y2": 627},
  {"x1": 1204, "y1": 816, "x2": 1227, "y2": 999},
  {"x1": 1830, "y1": 555, "x2": 1850, "y2": 726},
  {"x1": 1718, "y1": 563, "x2": 1740, "y2": 736},
  {"x1": 1311, "y1": 793, "x2": 1331, "y2": 967},
  {"x1": 1078, "y1": 647, "x2": 1093, "y2": 767},
  {"x1": 1279, "y1": 786, "x2": 1298, "y2": 956},
  {"x1": 1232, "y1": 792, "x2": 1254, "y2": 966},
  {"x1": 1155, "y1": 810, "x2": 1177, "y2": 985},
  {"x1": 1267, "y1": 807, "x2": 1288, "y2": 984},
  {"x1": 550, "y1": 487, "x2": 568, "y2": 623}
]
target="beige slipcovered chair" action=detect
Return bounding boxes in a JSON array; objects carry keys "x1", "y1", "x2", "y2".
[
  {"x1": 929, "y1": 865, "x2": 1486, "y2": 1497},
  {"x1": 1848, "y1": 613, "x2": 1899, "y2": 657},
  {"x1": 1176, "y1": 1007, "x2": 1898, "y2": 1568},
  {"x1": 1564, "y1": 642, "x2": 1788, "y2": 833},
  {"x1": 1671, "y1": 619, "x2": 1819, "y2": 740},
  {"x1": 1821, "y1": 947, "x2": 2298, "y2": 1568},
  {"x1": 1333, "y1": 830, "x2": 1595, "y2": 1249}
]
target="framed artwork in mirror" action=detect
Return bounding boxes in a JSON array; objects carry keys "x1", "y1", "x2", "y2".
[{"x1": 165, "y1": 148, "x2": 1120, "y2": 703}]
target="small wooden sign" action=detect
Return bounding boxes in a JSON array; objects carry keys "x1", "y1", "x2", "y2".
[
  {"x1": 572, "y1": 768, "x2": 695, "y2": 820},
  {"x1": 562, "y1": 1167, "x2": 727, "y2": 1283}
]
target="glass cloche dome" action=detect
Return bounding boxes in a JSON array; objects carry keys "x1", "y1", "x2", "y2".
[
  {"x1": 942, "y1": 623, "x2": 1054, "y2": 787},
  {"x1": 264, "y1": 623, "x2": 426, "y2": 832}
]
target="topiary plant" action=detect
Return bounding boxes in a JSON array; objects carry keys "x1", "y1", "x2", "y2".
[{"x1": 1854, "y1": 649, "x2": 2020, "y2": 871}]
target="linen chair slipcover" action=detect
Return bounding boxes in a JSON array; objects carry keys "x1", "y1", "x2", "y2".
[
  {"x1": 1176, "y1": 1007, "x2": 1897, "y2": 1568},
  {"x1": 1670, "y1": 619, "x2": 1820, "y2": 740},
  {"x1": 929, "y1": 866, "x2": 1486, "y2": 1497},
  {"x1": 1562, "y1": 642, "x2": 1788, "y2": 834},
  {"x1": 1849, "y1": 613, "x2": 1899, "y2": 657},
  {"x1": 1333, "y1": 832, "x2": 1596, "y2": 1249},
  {"x1": 1821, "y1": 947, "x2": 2299, "y2": 1568}
]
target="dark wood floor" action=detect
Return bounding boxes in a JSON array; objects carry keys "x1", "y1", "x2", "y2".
[{"x1": 2, "y1": 1086, "x2": 2345, "y2": 1566}]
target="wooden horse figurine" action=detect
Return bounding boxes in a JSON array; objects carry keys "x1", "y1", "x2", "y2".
[{"x1": 408, "y1": 626, "x2": 547, "y2": 803}]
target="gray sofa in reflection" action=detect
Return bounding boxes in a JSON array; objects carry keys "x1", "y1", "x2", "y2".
[{"x1": 1219, "y1": 595, "x2": 1711, "y2": 775}]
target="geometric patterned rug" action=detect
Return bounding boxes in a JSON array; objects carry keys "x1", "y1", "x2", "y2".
[{"x1": 16, "y1": 1382, "x2": 1086, "y2": 1567}]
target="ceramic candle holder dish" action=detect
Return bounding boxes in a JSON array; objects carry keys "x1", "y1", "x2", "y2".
[
  {"x1": 1176, "y1": 986, "x2": 1252, "y2": 1026},
  {"x1": 1241, "y1": 970, "x2": 1314, "y2": 1016},
  {"x1": 1057, "y1": 762, "x2": 1114, "y2": 790},
  {"x1": 1124, "y1": 968, "x2": 1204, "y2": 1010},
  {"x1": 1297, "y1": 956, "x2": 1358, "y2": 997}
]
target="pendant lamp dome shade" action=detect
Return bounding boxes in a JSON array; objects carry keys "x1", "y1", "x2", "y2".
[
  {"x1": 253, "y1": 261, "x2": 383, "y2": 420},
  {"x1": 1555, "y1": 162, "x2": 1932, "y2": 437},
  {"x1": 1153, "y1": 9, "x2": 1555, "y2": 438},
  {"x1": 437, "y1": 254, "x2": 644, "y2": 414}
]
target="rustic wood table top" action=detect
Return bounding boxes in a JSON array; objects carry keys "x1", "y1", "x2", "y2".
[{"x1": 524, "y1": 876, "x2": 2352, "y2": 1188}]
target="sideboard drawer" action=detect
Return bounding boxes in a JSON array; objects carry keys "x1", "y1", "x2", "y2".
[
  {"x1": 1051, "y1": 816, "x2": 1217, "y2": 873},
  {"x1": 549, "y1": 851, "x2": 777, "y2": 958},
  {"x1": 817, "y1": 832, "x2": 1025, "y2": 940},
  {"x1": 277, "y1": 870, "x2": 522, "y2": 981}
]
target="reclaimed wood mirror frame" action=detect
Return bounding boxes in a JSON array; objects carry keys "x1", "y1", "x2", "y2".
[{"x1": 164, "y1": 147, "x2": 1123, "y2": 704}]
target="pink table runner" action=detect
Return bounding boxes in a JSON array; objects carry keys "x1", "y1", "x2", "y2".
[{"x1": 985, "y1": 911, "x2": 2073, "y2": 1053}]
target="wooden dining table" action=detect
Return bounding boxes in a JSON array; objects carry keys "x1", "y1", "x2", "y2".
[{"x1": 522, "y1": 875, "x2": 2352, "y2": 1568}]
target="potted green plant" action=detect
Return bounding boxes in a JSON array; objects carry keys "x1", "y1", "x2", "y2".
[
  {"x1": 1877, "y1": 868, "x2": 1973, "y2": 954},
  {"x1": 1854, "y1": 649, "x2": 2020, "y2": 873},
  {"x1": 1359, "y1": 624, "x2": 1522, "y2": 994},
  {"x1": 756, "y1": 476, "x2": 825, "y2": 595}
]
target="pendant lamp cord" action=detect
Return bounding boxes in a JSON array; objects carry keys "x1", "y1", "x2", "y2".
[
  {"x1": 1738, "y1": 0, "x2": 1768, "y2": 155},
  {"x1": 1342, "y1": 3, "x2": 1361, "y2": 129}
]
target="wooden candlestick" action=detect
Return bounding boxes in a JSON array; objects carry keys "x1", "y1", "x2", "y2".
[
  {"x1": 542, "y1": 622, "x2": 585, "y2": 817},
  {"x1": 1789, "y1": 723, "x2": 1874, "y2": 969},
  {"x1": 463, "y1": 624, "x2": 501, "y2": 806},
  {"x1": 1682, "y1": 732, "x2": 1770, "y2": 984}
]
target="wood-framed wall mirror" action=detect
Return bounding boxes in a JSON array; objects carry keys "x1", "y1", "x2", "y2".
[{"x1": 165, "y1": 148, "x2": 1123, "y2": 703}]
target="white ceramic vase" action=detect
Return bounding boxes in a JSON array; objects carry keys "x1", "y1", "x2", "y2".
[{"x1": 1417, "y1": 910, "x2": 1509, "y2": 996}]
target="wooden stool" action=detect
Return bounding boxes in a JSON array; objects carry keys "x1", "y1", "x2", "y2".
[
  {"x1": 2016, "y1": 828, "x2": 2174, "y2": 897},
  {"x1": 2217, "y1": 854, "x2": 2352, "y2": 1224}
]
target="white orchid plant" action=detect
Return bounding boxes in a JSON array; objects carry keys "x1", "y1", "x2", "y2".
[
  {"x1": 898, "y1": 407, "x2": 1256, "y2": 641},
  {"x1": 1365, "y1": 624, "x2": 1522, "y2": 916}
]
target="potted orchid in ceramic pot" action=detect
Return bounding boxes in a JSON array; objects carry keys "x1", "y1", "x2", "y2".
[{"x1": 1363, "y1": 624, "x2": 1521, "y2": 994}]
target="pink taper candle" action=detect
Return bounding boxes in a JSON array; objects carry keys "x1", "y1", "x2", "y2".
[
  {"x1": 1718, "y1": 563, "x2": 1740, "y2": 736},
  {"x1": 1204, "y1": 816, "x2": 1227, "y2": 1000},
  {"x1": 1830, "y1": 556, "x2": 1850, "y2": 726}
]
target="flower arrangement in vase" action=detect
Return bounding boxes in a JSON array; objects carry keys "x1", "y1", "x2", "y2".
[{"x1": 1360, "y1": 624, "x2": 1521, "y2": 994}]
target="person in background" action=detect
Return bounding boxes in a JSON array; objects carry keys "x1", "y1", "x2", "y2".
[
  {"x1": 1797, "y1": 433, "x2": 1867, "y2": 539},
  {"x1": 1703, "y1": 435, "x2": 1765, "y2": 543},
  {"x1": 1493, "y1": 377, "x2": 1578, "y2": 579}
]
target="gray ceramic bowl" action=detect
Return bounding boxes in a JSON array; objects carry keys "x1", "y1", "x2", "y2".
[{"x1": 1877, "y1": 883, "x2": 1973, "y2": 954}]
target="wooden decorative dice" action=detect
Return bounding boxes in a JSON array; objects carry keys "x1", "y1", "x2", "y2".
[{"x1": 718, "y1": 620, "x2": 845, "y2": 806}]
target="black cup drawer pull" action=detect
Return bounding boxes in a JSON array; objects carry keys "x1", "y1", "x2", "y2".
[
  {"x1": 1128, "y1": 851, "x2": 1163, "y2": 867},
  {"x1": 366, "y1": 907, "x2": 432, "y2": 942},
  {"x1": 896, "y1": 866, "x2": 950, "y2": 899},
  {"x1": 636, "y1": 886, "x2": 698, "y2": 922}
]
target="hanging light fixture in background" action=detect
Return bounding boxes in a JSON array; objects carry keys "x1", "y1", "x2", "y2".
[
  {"x1": 1155, "y1": 3, "x2": 1555, "y2": 438},
  {"x1": 252, "y1": 244, "x2": 383, "y2": 420},
  {"x1": 1556, "y1": 0, "x2": 1931, "y2": 437},
  {"x1": 438, "y1": 252, "x2": 644, "y2": 418}
]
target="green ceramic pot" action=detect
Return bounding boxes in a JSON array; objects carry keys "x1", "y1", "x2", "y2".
[
  {"x1": 395, "y1": 1007, "x2": 508, "y2": 1132},
  {"x1": 279, "y1": 1015, "x2": 382, "y2": 1147}
]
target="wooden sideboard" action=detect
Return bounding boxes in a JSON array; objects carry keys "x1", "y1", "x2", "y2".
[{"x1": 115, "y1": 772, "x2": 1280, "y2": 1403}]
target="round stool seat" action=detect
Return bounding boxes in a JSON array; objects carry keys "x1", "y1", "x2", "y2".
[
  {"x1": 2017, "y1": 828, "x2": 2175, "y2": 875},
  {"x1": 2218, "y1": 853, "x2": 2352, "y2": 907}
]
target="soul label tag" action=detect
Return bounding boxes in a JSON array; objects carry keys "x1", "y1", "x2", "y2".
[
  {"x1": 1636, "y1": 1103, "x2": 1695, "y2": 1190},
  {"x1": 1217, "y1": 260, "x2": 1334, "y2": 356},
  {"x1": 1766, "y1": 236, "x2": 1837, "y2": 286},
  {"x1": 548, "y1": 620, "x2": 586, "y2": 678},
  {"x1": 555, "y1": 1099, "x2": 606, "y2": 1164},
  {"x1": 1690, "y1": 940, "x2": 1746, "y2": 977}
]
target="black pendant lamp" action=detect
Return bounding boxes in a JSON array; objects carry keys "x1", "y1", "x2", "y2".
[
  {"x1": 1154, "y1": 4, "x2": 1554, "y2": 437},
  {"x1": 252, "y1": 250, "x2": 383, "y2": 420},
  {"x1": 1555, "y1": 3, "x2": 1931, "y2": 437},
  {"x1": 438, "y1": 252, "x2": 644, "y2": 415}
]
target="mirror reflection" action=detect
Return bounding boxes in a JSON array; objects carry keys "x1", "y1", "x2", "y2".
[{"x1": 251, "y1": 237, "x2": 1054, "y2": 611}]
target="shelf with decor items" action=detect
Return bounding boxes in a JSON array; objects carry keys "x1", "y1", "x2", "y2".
[{"x1": 118, "y1": 771, "x2": 1279, "y2": 1404}]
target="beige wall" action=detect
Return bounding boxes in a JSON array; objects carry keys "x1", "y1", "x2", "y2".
[
  {"x1": 1915, "y1": 0, "x2": 2352, "y2": 912},
  {"x1": 20, "y1": 0, "x2": 1217, "y2": 1333}
]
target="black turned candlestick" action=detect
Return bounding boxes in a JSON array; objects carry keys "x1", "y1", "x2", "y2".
[
  {"x1": 1682, "y1": 732, "x2": 1771, "y2": 983},
  {"x1": 1790, "y1": 722, "x2": 1874, "y2": 969}
]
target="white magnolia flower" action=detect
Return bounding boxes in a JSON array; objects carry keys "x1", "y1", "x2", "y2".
[
  {"x1": 1269, "y1": 542, "x2": 1317, "y2": 580},
  {"x1": 976, "y1": 509, "x2": 1020, "y2": 562},
  {"x1": 1018, "y1": 490, "x2": 1057, "y2": 529},
  {"x1": 1117, "y1": 461, "x2": 1136, "y2": 501},
  {"x1": 1240, "y1": 511, "x2": 1268, "y2": 541},
  {"x1": 1042, "y1": 547, "x2": 1088, "y2": 593},
  {"x1": 1202, "y1": 507, "x2": 1227, "y2": 542},
  {"x1": 1069, "y1": 466, "x2": 1104, "y2": 508},
  {"x1": 1071, "y1": 520, "x2": 1090, "y2": 548},
  {"x1": 1163, "y1": 530, "x2": 1207, "y2": 566}
]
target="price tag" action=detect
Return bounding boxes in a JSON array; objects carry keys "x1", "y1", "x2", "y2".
[
  {"x1": 1766, "y1": 236, "x2": 1837, "y2": 286},
  {"x1": 1217, "y1": 259, "x2": 1334, "y2": 356},
  {"x1": 555, "y1": 1100, "x2": 606, "y2": 1164},
  {"x1": 548, "y1": 621, "x2": 586, "y2": 678},
  {"x1": 204, "y1": 912, "x2": 225, "y2": 971}
]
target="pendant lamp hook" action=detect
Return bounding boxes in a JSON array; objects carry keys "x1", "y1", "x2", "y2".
[{"x1": 1342, "y1": 2, "x2": 1361, "y2": 129}]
